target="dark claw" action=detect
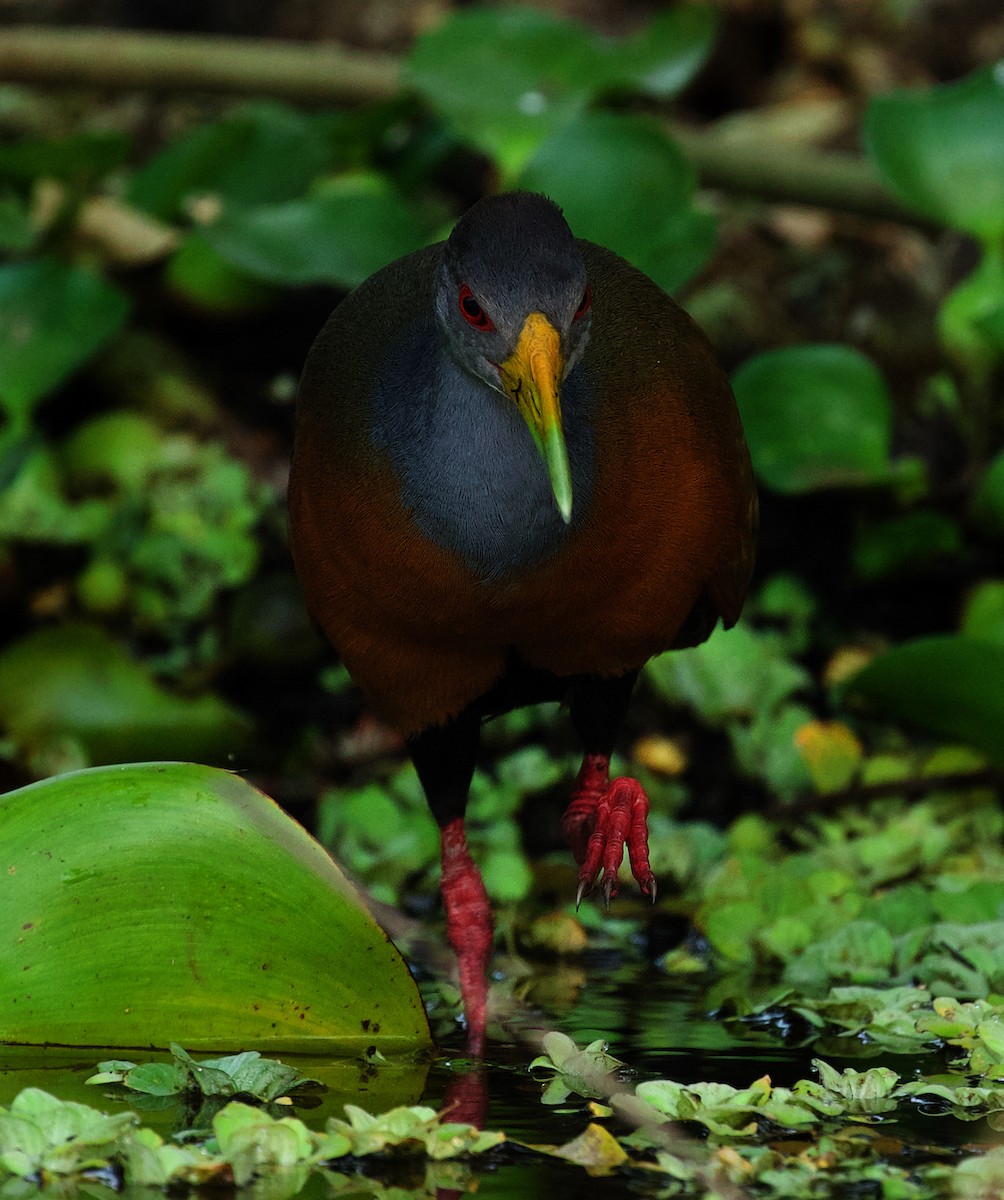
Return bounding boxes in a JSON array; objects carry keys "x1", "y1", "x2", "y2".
[
  {"x1": 575, "y1": 879, "x2": 589, "y2": 910},
  {"x1": 649, "y1": 878, "x2": 657, "y2": 903},
  {"x1": 602, "y1": 876, "x2": 615, "y2": 910}
]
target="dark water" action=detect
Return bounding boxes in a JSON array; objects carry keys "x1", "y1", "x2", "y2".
[{"x1": 0, "y1": 951, "x2": 975, "y2": 1198}]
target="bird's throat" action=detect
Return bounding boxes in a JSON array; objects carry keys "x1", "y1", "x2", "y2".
[{"x1": 371, "y1": 321, "x2": 594, "y2": 582}]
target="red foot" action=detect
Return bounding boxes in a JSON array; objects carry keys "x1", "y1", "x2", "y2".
[
  {"x1": 440, "y1": 818, "x2": 493, "y2": 1056},
  {"x1": 561, "y1": 753, "x2": 656, "y2": 907},
  {"x1": 441, "y1": 1067, "x2": 488, "y2": 1129}
]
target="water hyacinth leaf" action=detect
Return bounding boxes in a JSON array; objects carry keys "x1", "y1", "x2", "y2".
[
  {"x1": 520, "y1": 113, "x2": 715, "y2": 294},
  {"x1": 732, "y1": 344, "x2": 896, "y2": 493},
  {"x1": 0, "y1": 623, "x2": 252, "y2": 768},
  {"x1": 407, "y1": 7, "x2": 598, "y2": 175},
  {"x1": 128, "y1": 102, "x2": 330, "y2": 220},
  {"x1": 600, "y1": 5, "x2": 718, "y2": 99},
  {"x1": 863, "y1": 63, "x2": 1004, "y2": 239},
  {"x1": 844, "y1": 635, "x2": 1004, "y2": 764},
  {"x1": 0, "y1": 762, "x2": 431, "y2": 1051},
  {"x1": 199, "y1": 174, "x2": 428, "y2": 288},
  {"x1": 0, "y1": 259, "x2": 130, "y2": 424}
]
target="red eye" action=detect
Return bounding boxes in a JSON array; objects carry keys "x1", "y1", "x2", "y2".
[
  {"x1": 458, "y1": 284, "x2": 494, "y2": 331},
  {"x1": 574, "y1": 285, "x2": 591, "y2": 321}
]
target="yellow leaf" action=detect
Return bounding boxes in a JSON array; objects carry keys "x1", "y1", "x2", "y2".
[
  {"x1": 553, "y1": 1124, "x2": 628, "y2": 1175},
  {"x1": 794, "y1": 720, "x2": 863, "y2": 793}
]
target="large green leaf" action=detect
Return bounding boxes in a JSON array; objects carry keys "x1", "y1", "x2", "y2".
[
  {"x1": 407, "y1": 7, "x2": 597, "y2": 176},
  {"x1": 0, "y1": 762, "x2": 431, "y2": 1052},
  {"x1": 731, "y1": 344, "x2": 899, "y2": 493},
  {"x1": 844, "y1": 636, "x2": 1004, "y2": 764},
  {"x1": 406, "y1": 6, "x2": 718, "y2": 176},
  {"x1": 0, "y1": 623, "x2": 252, "y2": 769},
  {"x1": 519, "y1": 113, "x2": 716, "y2": 293},
  {"x1": 199, "y1": 174, "x2": 428, "y2": 288},
  {"x1": 863, "y1": 64, "x2": 1004, "y2": 240},
  {"x1": 0, "y1": 260, "x2": 130, "y2": 425},
  {"x1": 128, "y1": 102, "x2": 330, "y2": 220},
  {"x1": 599, "y1": 6, "x2": 718, "y2": 100}
]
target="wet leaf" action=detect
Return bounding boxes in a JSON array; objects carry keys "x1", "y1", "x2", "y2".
[
  {"x1": 0, "y1": 762, "x2": 431, "y2": 1051},
  {"x1": 529, "y1": 1033, "x2": 625, "y2": 1104},
  {"x1": 89, "y1": 1047, "x2": 321, "y2": 1103},
  {"x1": 599, "y1": 6, "x2": 718, "y2": 100},
  {"x1": 551, "y1": 1123, "x2": 628, "y2": 1175}
]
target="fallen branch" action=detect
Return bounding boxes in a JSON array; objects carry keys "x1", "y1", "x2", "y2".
[
  {"x1": 0, "y1": 26, "x2": 928, "y2": 228},
  {"x1": 0, "y1": 27, "x2": 399, "y2": 103}
]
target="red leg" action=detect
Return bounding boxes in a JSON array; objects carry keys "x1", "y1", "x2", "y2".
[
  {"x1": 561, "y1": 752, "x2": 656, "y2": 907},
  {"x1": 439, "y1": 817, "x2": 493, "y2": 1056}
]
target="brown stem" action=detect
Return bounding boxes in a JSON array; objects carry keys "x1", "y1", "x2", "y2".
[
  {"x1": 0, "y1": 27, "x2": 399, "y2": 103},
  {"x1": 0, "y1": 26, "x2": 932, "y2": 231}
]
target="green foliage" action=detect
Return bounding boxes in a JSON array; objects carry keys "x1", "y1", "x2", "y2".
[
  {"x1": 198, "y1": 173, "x2": 430, "y2": 289},
  {"x1": 406, "y1": 6, "x2": 719, "y2": 288},
  {"x1": 0, "y1": 1089, "x2": 138, "y2": 1181},
  {"x1": 0, "y1": 408, "x2": 271, "y2": 667},
  {"x1": 524, "y1": 1033, "x2": 1004, "y2": 1193},
  {"x1": 88, "y1": 1045, "x2": 321, "y2": 1104},
  {"x1": 0, "y1": 259, "x2": 129, "y2": 424},
  {"x1": 655, "y1": 761, "x2": 1004, "y2": 986},
  {"x1": 406, "y1": 6, "x2": 717, "y2": 175},
  {"x1": 0, "y1": 22, "x2": 1003, "y2": 1197},
  {"x1": 0, "y1": 1089, "x2": 502, "y2": 1189},
  {"x1": 0, "y1": 624, "x2": 250, "y2": 771},
  {"x1": 731, "y1": 344, "x2": 912, "y2": 494},
  {"x1": 128, "y1": 102, "x2": 332, "y2": 219},
  {"x1": 865, "y1": 64, "x2": 1004, "y2": 376},
  {"x1": 520, "y1": 113, "x2": 715, "y2": 293},
  {"x1": 317, "y1": 746, "x2": 563, "y2": 907},
  {"x1": 646, "y1": 616, "x2": 813, "y2": 799},
  {"x1": 863, "y1": 64, "x2": 1004, "y2": 240},
  {"x1": 529, "y1": 1032, "x2": 625, "y2": 1104},
  {"x1": 0, "y1": 762, "x2": 431, "y2": 1051},
  {"x1": 845, "y1": 635, "x2": 1004, "y2": 763},
  {"x1": 972, "y1": 449, "x2": 1004, "y2": 532}
]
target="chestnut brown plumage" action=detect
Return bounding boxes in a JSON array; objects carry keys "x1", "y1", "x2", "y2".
[{"x1": 289, "y1": 192, "x2": 757, "y2": 1053}]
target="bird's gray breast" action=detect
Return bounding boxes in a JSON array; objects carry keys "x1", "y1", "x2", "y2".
[{"x1": 370, "y1": 318, "x2": 595, "y2": 582}]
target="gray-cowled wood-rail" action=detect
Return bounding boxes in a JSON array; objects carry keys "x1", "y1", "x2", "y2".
[{"x1": 289, "y1": 192, "x2": 757, "y2": 1053}]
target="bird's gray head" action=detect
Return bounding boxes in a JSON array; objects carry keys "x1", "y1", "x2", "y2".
[
  {"x1": 434, "y1": 192, "x2": 591, "y2": 393},
  {"x1": 433, "y1": 193, "x2": 591, "y2": 523}
]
